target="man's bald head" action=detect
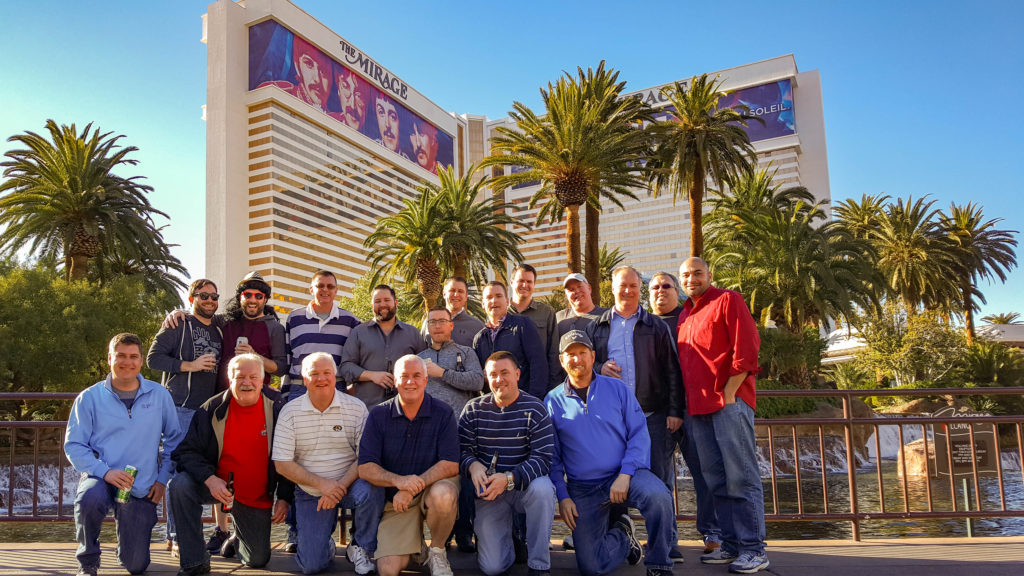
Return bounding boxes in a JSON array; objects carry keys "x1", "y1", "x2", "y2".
[{"x1": 679, "y1": 257, "x2": 713, "y2": 298}]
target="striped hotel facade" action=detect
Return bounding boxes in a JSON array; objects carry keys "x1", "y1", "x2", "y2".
[{"x1": 204, "y1": 0, "x2": 830, "y2": 312}]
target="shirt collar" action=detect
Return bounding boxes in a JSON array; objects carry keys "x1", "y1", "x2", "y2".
[
  {"x1": 305, "y1": 301, "x2": 340, "y2": 321},
  {"x1": 299, "y1": 388, "x2": 344, "y2": 412},
  {"x1": 612, "y1": 307, "x2": 641, "y2": 321},
  {"x1": 388, "y1": 393, "x2": 434, "y2": 420}
]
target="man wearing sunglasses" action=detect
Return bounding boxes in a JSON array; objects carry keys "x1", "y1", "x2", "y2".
[
  {"x1": 217, "y1": 271, "x2": 287, "y2": 392},
  {"x1": 148, "y1": 278, "x2": 225, "y2": 556}
]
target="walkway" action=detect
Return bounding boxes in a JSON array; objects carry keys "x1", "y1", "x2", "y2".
[{"x1": 1, "y1": 537, "x2": 1022, "y2": 575}]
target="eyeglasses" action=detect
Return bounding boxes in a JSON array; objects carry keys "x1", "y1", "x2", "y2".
[
  {"x1": 195, "y1": 293, "x2": 220, "y2": 301},
  {"x1": 650, "y1": 283, "x2": 674, "y2": 291},
  {"x1": 242, "y1": 291, "x2": 266, "y2": 301},
  {"x1": 426, "y1": 319, "x2": 452, "y2": 326}
]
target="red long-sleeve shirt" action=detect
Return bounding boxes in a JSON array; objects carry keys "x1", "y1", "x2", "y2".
[{"x1": 677, "y1": 286, "x2": 761, "y2": 416}]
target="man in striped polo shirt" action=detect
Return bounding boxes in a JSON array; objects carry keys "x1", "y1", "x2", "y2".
[
  {"x1": 459, "y1": 351, "x2": 555, "y2": 576},
  {"x1": 273, "y1": 353, "x2": 384, "y2": 575},
  {"x1": 284, "y1": 270, "x2": 361, "y2": 400}
]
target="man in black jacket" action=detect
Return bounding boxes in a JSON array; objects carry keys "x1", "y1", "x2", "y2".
[
  {"x1": 472, "y1": 281, "x2": 547, "y2": 398},
  {"x1": 168, "y1": 354, "x2": 292, "y2": 576}
]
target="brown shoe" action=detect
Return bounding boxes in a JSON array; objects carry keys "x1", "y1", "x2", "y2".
[{"x1": 703, "y1": 539, "x2": 721, "y2": 554}]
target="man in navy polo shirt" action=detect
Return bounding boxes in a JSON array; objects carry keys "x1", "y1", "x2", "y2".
[{"x1": 358, "y1": 355, "x2": 460, "y2": 576}]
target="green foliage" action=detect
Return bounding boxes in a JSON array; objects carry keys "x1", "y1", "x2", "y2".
[
  {"x1": 539, "y1": 288, "x2": 567, "y2": 314},
  {"x1": 757, "y1": 326, "x2": 825, "y2": 386},
  {"x1": 822, "y1": 361, "x2": 873, "y2": 390},
  {"x1": 0, "y1": 261, "x2": 172, "y2": 419},
  {"x1": 753, "y1": 378, "x2": 827, "y2": 419},
  {"x1": 856, "y1": 302, "x2": 966, "y2": 387},
  {"x1": 958, "y1": 339, "x2": 1024, "y2": 385},
  {"x1": 0, "y1": 120, "x2": 187, "y2": 290},
  {"x1": 982, "y1": 312, "x2": 1021, "y2": 324},
  {"x1": 337, "y1": 275, "x2": 420, "y2": 326}
]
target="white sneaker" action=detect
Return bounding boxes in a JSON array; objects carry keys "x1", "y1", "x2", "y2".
[
  {"x1": 424, "y1": 546, "x2": 453, "y2": 576},
  {"x1": 347, "y1": 543, "x2": 376, "y2": 575}
]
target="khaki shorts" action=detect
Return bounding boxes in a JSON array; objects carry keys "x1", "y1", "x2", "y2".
[{"x1": 374, "y1": 477, "x2": 460, "y2": 559}]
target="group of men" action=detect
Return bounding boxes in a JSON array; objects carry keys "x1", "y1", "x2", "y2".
[{"x1": 65, "y1": 257, "x2": 769, "y2": 576}]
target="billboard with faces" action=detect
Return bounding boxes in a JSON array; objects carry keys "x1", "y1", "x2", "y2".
[{"x1": 248, "y1": 20, "x2": 454, "y2": 174}]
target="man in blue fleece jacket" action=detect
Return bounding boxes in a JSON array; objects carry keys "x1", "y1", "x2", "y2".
[
  {"x1": 65, "y1": 333, "x2": 183, "y2": 576},
  {"x1": 546, "y1": 330, "x2": 675, "y2": 576}
]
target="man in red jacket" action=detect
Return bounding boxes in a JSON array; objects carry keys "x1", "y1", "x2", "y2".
[{"x1": 676, "y1": 257, "x2": 768, "y2": 574}]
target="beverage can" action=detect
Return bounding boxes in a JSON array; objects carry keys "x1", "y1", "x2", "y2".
[{"x1": 115, "y1": 465, "x2": 137, "y2": 504}]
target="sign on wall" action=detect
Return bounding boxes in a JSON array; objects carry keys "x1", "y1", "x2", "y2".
[
  {"x1": 248, "y1": 20, "x2": 454, "y2": 174},
  {"x1": 932, "y1": 406, "x2": 998, "y2": 478},
  {"x1": 650, "y1": 79, "x2": 796, "y2": 143}
]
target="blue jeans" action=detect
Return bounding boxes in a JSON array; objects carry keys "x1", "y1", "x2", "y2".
[
  {"x1": 74, "y1": 475, "x2": 158, "y2": 574},
  {"x1": 567, "y1": 468, "x2": 674, "y2": 576},
  {"x1": 293, "y1": 480, "x2": 384, "y2": 575},
  {"x1": 164, "y1": 406, "x2": 195, "y2": 541},
  {"x1": 674, "y1": 415, "x2": 721, "y2": 543},
  {"x1": 688, "y1": 399, "x2": 766, "y2": 555},
  {"x1": 474, "y1": 476, "x2": 555, "y2": 575}
]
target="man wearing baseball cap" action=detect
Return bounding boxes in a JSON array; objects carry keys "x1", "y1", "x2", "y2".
[
  {"x1": 555, "y1": 274, "x2": 607, "y2": 337},
  {"x1": 545, "y1": 330, "x2": 676, "y2": 576}
]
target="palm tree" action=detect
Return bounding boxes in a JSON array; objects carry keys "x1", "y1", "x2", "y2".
[
  {"x1": 982, "y1": 312, "x2": 1022, "y2": 324},
  {"x1": 939, "y1": 202, "x2": 1018, "y2": 343},
  {"x1": 647, "y1": 74, "x2": 758, "y2": 258},
  {"x1": 0, "y1": 120, "x2": 171, "y2": 281},
  {"x1": 429, "y1": 164, "x2": 524, "y2": 286},
  {"x1": 483, "y1": 61, "x2": 651, "y2": 278},
  {"x1": 583, "y1": 243, "x2": 627, "y2": 282},
  {"x1": 870, "y1": 196, "x2": 958, "y2": 312},
  {"x1": 705, "y1": 166, "x2": 817, "y2": 240},
  {"x1": 364, "y1": 190, "x2": 447, "y2": 312},
  {"x1": 833, "y1": 194, "x2": 891, "y2": 241}
]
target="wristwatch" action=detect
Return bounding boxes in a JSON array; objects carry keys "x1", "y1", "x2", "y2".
[{"x1": 505, "y1": 471, "x2": 515, "y2": 492}]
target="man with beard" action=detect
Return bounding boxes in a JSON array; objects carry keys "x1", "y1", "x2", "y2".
[
  {"x1": 555, "y1": 273, "x2": 607, "y2": 337},
  {"x1": 168, "y1": 354, "x2": 292, "y2": 576},
  {"x1": 148, "y1": 279, "x2": 224, "y2": 557},
  {"x1": 472, "y1": 281, "x2": 547, "y2": 399},
  {"x1": 547, "y1": 331, "x2": 676, "y2": 576},
  {"x1": 372, "y1": 91, "x2": 410, "y2": 160},
  {"x1": 217, "y1": 272, "x2": 287, "y2": 392},
  {"x1": 258, "y1": 35, "x2": 331, "y2": 113},
  {"x1": 676, "y1": 258, "x2": 767, "y2": 574},
  {"x1": 409, "y1": 119, "x2": 440, "y2": 174},
  {"x1": 649, "y1": 272, "x2": 721, "y2": 556},
  {"x1": 341, "y1": 285, "x2": 426, "y2": 409},
  {"x1": 329, "y1": 66, "x2": 369, "y2": 131},
  {"x1": 421, "y1": 277, "x2": 484, "y2": 348}
]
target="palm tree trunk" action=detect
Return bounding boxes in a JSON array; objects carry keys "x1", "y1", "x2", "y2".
[
  {"x1": 963, "y1": 281, "x2": 975, "y2": 346},
  {"x1": 585, "y1": 203, "x2": 601, "y2": 305},
  {"x1": 68, "y1": 254, "x2": 89, "y2": 281},
  {"x1": 453, "y1": 258, "x2": 467, "y2": 283},
  {"x1": 688, "y1": 162, "x2": 705, "y2": 258},
  {"x1": 565, "y1": 204, "x2": 582, "y2": 274}
]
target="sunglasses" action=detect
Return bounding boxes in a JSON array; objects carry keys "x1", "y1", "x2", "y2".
[
  {"x1": 242, "y1": 291, "x2": 266, "y2": 301},
  {"x1": 195, "y1": 293, "x2": 219, "y2": 302},
  {"x1": 650, "y1": 283, "x2": 674, "y2": 291}
]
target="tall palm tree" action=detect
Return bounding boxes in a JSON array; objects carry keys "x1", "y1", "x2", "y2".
[
  {"x1": 583, "y1": 243, "x2": 627, "y2": 282},
  {"x1": 429, "y1": 164, "x2": 524, "y2": 286},
  {"x1": 939, "y1": 202, "x2": 1018, "y2": 344},
  {"x1": 982, "y1": 312, "x2": 1022, "y2": 325},
  {"x1": 647, "y1": 74, "x2": 758, "y2": 258},
  {"x1": 0, "y1": 120, "x2": 170, "y2": 281},
  {"x1": 483, "y1": 61, "x2": 651, "y2": 277},
  {"x1": 364, "y1": 190, "x2": 447, "y2": 312},
  {"x1": 705, "y1": 166, "x2": 817, "y2": 240},
  {"x1": 833, "y1": 194, "x2": 891, "y2": 241},
  {"x1": 870, "y1": 196, "x2": 958, "y2": 312}
]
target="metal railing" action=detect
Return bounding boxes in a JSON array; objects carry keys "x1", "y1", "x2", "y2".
[{"x1": 2, "y1": 389, "x2": 1023, "y2": 540}]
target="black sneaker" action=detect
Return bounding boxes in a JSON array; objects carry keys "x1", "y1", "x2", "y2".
[
  {"x1": 527, "y1": 569, "x2": 551, "y2": 576},
  {"x1": 176, "y1": 562, "x2": 211, "y2": 576},
  {"x1": 455, "y1": 531, "x2": 477, "y2": 553},
  {"x1": 76, "y1": 568, "x2": 98, "y2": 576},
  {"x1": 513, "y1": 535, "x2": 528, "y2": 564},
  {"x1": 284, "y1": 541, "x2": 298, "y2": 553},
  {"x1": 646, "y1": 569, "x2": 673, "y2": 576},
  {"x1": 205, "y1": 527, "x2": 229, "y2": 552},
  {"x1": 670, "y1": 546, "x2": 685, "y2": 563},
  {"x1": 220, "y1": 533, "x2": 238, "y2": 558},
  {"x1": 612, "y1": 513, "x2": 644, "y2": 566}
]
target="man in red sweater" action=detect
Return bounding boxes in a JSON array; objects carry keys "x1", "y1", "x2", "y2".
[{"x1": 676, "y1": 257, "x2": 768, "y2": 574}]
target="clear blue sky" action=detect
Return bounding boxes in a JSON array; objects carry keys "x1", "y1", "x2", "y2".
[{"x1": 2, "y1": 0, "x2": 1021, "y2": 317}]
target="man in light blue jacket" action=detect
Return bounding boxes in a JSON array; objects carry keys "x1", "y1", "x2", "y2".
[{"x1": 65, "y1": 333, "x2": 183, "y2": 576}]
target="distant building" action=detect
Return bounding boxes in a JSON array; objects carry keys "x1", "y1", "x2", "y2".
[{"x1": 203, "y1": 0, "x2": 830, "y2": 310}]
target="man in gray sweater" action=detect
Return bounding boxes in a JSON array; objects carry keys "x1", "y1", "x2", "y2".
[{"x1": 419, "y1": 306, "x2": 485, "y2": 553}]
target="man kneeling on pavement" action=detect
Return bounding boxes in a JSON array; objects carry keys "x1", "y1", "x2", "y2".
[
  {"x1": 168, "y1": 353, "x2": 292, "y2": 576},
  {"x1": 547, "y1": 330, "x2": 677, "y2": 576}
]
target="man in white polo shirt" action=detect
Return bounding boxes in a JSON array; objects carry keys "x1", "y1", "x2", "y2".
[{"x1": 273, "y1": 352, "x2": 385, "y2": 575}]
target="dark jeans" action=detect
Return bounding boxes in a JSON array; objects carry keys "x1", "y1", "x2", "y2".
[
  {"x1": 164, "y1": 406, "x2": 196, "y2": 541},
  {"x1": 74, "y1": 475, "x2": 158, "y2": 574},
  {"x1": 168, "y1": 471, "x2": 273, "y2": 569},
  {"x1": 454, "y1": 475, "x2": 475, "y2": 540}
]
